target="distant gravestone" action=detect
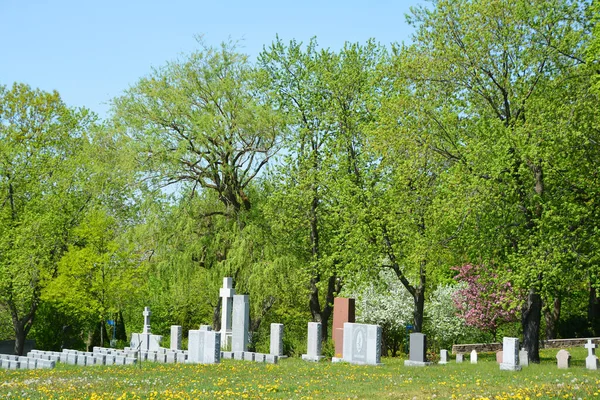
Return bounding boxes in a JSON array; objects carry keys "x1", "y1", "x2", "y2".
[
  {"x1": 130, "y1": 307, "x2": 162, "y2": 351},
  {"x1": 332, "y1": 298, "x2": 355, "y2": 358},
  {"x1": 270, "y1": 323, "x2": 284, "y2": 357},
  {"x1": 341, "y1": 323, "x2": 382, "y2": 366},
  {"x1": 188, "y1": 326, "x2": 221, "y2": 364},
  {"x1": 220, "y1": 278, "x2": 236, "y2": 349},
  {"x1": 404, "y1": 333, "x2": 432, "y2": 366},
  {"x1": 456, "y1": 353, "x2": 464, "y2": 363},
  {"x1": 232, "y1": 295, "x2": 249, "y2": 352},
  {"x1": 470, "y1": 349, "x2": 478, "y2": 364},
  {"x1": 301, "y1": 322, "x2": 324, "y2": 362},
  {"x1": 519, "y1": 350, "x2": 529, "y2": 367},
  {"x1": 499, "y1": 337, "x2": 521, "y2": 371},
  {"x1": 439, "y1": 349, "x2": 448, "y2": 365},
  {"x1": 170, "y1": 326, "x2": 182, "y2": 350},
  {"x1": 556, "y1": 349, "x2": 571, "y2": 369},
  {"x1": 496, "y1": 350, "x2": 503, "y2": 364},
  {"x1": 585, "y1": 340, "x2": 598, "y2": 370}
]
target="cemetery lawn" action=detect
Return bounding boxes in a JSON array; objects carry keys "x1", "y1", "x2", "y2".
[{"x1": 1, "y1": 347, "x2": 599, "y2": 399}]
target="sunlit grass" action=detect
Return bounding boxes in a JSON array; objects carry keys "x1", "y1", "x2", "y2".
[{"x1": 0, "y1": 347, "x2": 598, "y2": 399}]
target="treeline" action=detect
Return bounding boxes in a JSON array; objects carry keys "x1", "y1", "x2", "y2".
[{"x1": 1, "y1": 0, "x2": 599, "y2": 362}]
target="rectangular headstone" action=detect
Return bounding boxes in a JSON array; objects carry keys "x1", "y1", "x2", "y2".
[
  {"x1": 254, "y1": 353, "x2": 266, "y2": 362},
  {"x1": 499, "y1": 337, "x2": 521, "y2": 371},
  {"x1": 243, "y1": 352, "x2": 255, "y2": 361},
  {"x1": 405, "y1": 333, "x2": 431, "y2": 366},
  {"x1": 456, "y1": 353, "x2": 463, "y2": 363},
  {"x1": 301, "y1": 322, "x2": 324, "y2": 362},
  {"x1": 470, "y1": 350, "x2": 478, "y2": 364},
  {"x1": 439, "y1": 349, "x2": 448, "y2": 364},
  {"x1": 265, "y1": 354, "x2": 279, "y2": 364},
  {"x1": 232, "y1": 295, "x2": 250, "y2": 352},
  {"x1": 170, "y1": 325, "x2": 182, "y2": 350},
  {"x1": 332, "y1": 298, "x2": 356, "y2": 357},
  {"x1": 270, "y1": 323, "x2": 284, "y2": 356},
  {"x1": 557, "y1": 349, "x2": 571, "y2": 369},
  {"x1": 188, "y1": 329, "x2": 221, "y2": 364},
  {"x1": 519, "y1": 350, "x2": 529, "y2": 367},
  {"x1": 341, "y1": 322, "x2": 382, "y2": 366}
]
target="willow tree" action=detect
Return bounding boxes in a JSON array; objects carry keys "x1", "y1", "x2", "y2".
[{"x1": 397, "y1": 0, "x2": 597, "y2": 361}]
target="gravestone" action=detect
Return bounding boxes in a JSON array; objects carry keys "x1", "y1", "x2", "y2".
[
  {"x1": 470, "y1": 349, "x2": 478, "y2": 364},
  {"x1": 130, "y1": 307, "x2": 162, "y2": 351},
  {"x1": 499, "y1": 337, "x2": 521, "y2": 371},
  {"x1": 188, "y1": 326, "x2": 221, "y2": 364},
  {"x1": 404, "y1": 333, "x2": 432, "y2": 366},
  {"x1": 301, "y1": 322, "x2": 324, "y2": 362},
  {"x1": 585, "y1": 340, "x2": 598, "y2": 370},
  {"x1": 220, "y1": 277, "x2": 236, "y2": 349},
  {"x1": 556, "y1": 349, "x2": 571, "y2": 369},
  {"x1": 439, "y1": 349, "x2": 448, "y2": 365},
  {"x1": 232, "y1": 295, "x2": 249, "y2": 352},
  {"x1": 270, "y1": 323, "x2": 284, "y2": 357},
  {"x1": 519, "y1": 350, "x2": 529, "y2": 367},
  {"x1": 170, "y1": 326, "x2": 182, "y2": 350},
  {"x1": 456, "y1": 353, "x2": 464, "y2": 363},
  {"x1": 332, "y1": 297, "x2": 355, "y2": 358},
  {"x1": 340, "y1": 323, "x2": 382, "y2": 366},
  {"x1": 496, "y1": 350, "x2": 503, "y2": 363}
]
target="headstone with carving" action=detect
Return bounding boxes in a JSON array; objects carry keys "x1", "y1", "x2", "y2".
[{"x1": 339, "y1": 322, "x2": 382, "y2": 366}]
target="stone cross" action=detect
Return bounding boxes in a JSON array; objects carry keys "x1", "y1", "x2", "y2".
[
  {"x1": 220, "y1": 277, "x2": 236, "y2": 348},
  {"x1": 142, "y1": 307, "x2": 151, "y2": 334},
  {"x1": 585, "y1": 340, "x2": 598, "y2": 370},
  {"x1": 470, "y1": 349, "x2": 478, "y2": 364},
  {"x1": 556, "y1": 349, "x2": 570, "y2": 369}
]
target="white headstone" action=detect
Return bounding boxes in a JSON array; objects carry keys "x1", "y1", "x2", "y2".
[
  {"x1": 439, "y1": 349, "x2": 448, "y2": 364},
  {"x1": 585, "y1": 340, "x2": 598, "y2": 370},
  {"x1": 519, "y1": 349, "x2": 529, "y2": 367},
  {"x1": 301, "y1": 322, "x2": 324, "y2": 362},
  {"x1": 142, "y1": 306, "x2": 151, "y2": 334},
  {"x1": 470, "y1": 349, "x2": 478, "y2": 364},
  {"x1": 557, "y1": 349, "x2": 571, "y2": 369},
  {"x1": 270, "y1": 323, "x2": 284, "y2": 356},
  {"x1": 341, "y1": 322, "x2": 382, "y2": 365},
  {"x1": 188, "y1": 328, "x2": 221, "y2": 364},
  {"x1": 499, "y1": 337, "x2": 521, "y2": 371},
  {"x1": 170, "y1": 326, "x2": 182, "y2": 350},
  {"x1": 220, "y1": 277, "x2": 236, "y2": 348},
  {"x1": 232, "y1": 295, "x2": 249, "y2": 352},
  {"x1": 456, "y1": 353, "x2": 463, "y2": 363}
]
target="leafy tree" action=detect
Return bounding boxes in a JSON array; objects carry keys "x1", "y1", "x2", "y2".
[{"x1": 0, "y1": 83, "x2": 96, "y2": 355}]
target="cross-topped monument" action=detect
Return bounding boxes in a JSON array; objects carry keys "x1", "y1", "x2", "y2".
[
  {"x1": 220, "y1": 278, "x2": 236, "y2": 348},
  {"x1": 142, "y1": 307, "x2": 151, "y2": 334},
  {"x1": 585, "y1": 339, "x2": 598, "y2": 370}
]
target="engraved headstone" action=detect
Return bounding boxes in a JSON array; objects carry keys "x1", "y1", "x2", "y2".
[
  {"x1": 301, "y1": 322, "x2": 325, "y2": 362},
  {"x1": 556, "y1": 349, "x2": 571, "y2": 369},
  {"x1": 499, "y1": 337, "x2": 521, "y2": 371},
  {"x1": 341, "y1": 322, "x2": 382, "y2": 365},
  {"x1": 232, "y1": 295, "x2": 249, "y2": 352},
  {"x1": 585, "y1": 340, "x2": 598, "y2": 370},
  {"x1": 404, "y1": 333, "x2": 432, "y2": 366}
]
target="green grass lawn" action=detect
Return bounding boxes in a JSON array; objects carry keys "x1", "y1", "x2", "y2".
[{"x1": 1, "y1": 347, "x2": 599, "y2": 399}]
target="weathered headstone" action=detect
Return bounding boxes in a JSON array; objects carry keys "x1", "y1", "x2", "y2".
[
  {"x1": 585, "y1": 340, "x2": 598, "y2": 370},
  {"x1": 456, "y1": 353, "x2": 464, "y2": 363},
  {"x1": 499, "y1": 337, "x2": 521, "y2": 371},
  {"x1": 439, "y1": 349, "x2": 448, "y2": 365},
  {"x1": 332, "y1": 297, "x2": 356, "y2": 358},
  {"x1": 188, "y1": 326, "x2": 221, "y2": 364},
  {"x1": 232, "y1": 295, "x2": 249, "y2": 352},
  {"x1": 519, "y1": 350, "x2": 529, "y2": 367},
  {"x1": 404, "y1": 333, "x2": 432, "y2": 366},
  {"x1": 220, "y1": 277, "x2": 236, "y2": 349},
  {"x1": 496, "y1": 350, "x2": 503, "y2": 364},
  {"x1": 556, "y1": 349, "x2": 571, "y2": 369},
  {"x1": 170, "y1": 325, "x2": 182, "y2": 350},
  {"x1": 270, "y1": 323, "x2": 284, "y2": 357},
  {"x1": 470, "y1": 349, "x2": 478, "y2": 364},
  {"x1": 340, "y1": 323, "x2": 382, "y2": 366},
  {"x1": 301, "y1": 322, "x2": 324, "y2": 362}
]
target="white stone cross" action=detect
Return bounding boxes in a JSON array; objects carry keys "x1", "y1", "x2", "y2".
[
  {"x1": 585, "y1": 339, "x2": 598, "y2": 370},
  {"x1": 585, "y1": 339, "x2": 597, "y2": 356},
  {"x1": 142, "y1": 307, "x2": 151, "y2": 334}
]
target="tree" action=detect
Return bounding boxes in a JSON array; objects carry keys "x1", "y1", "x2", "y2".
[
  {"x1": 397, "y1": 0, "x2": 598, "y2": 361},
  {"x1": 0, "y1": 83, "x2": 96, "y2": 355}
]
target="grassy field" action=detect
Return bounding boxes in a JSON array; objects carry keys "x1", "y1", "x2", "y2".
[{"x1": 1, "y1": 347, "x2": 599, "y2": 399}]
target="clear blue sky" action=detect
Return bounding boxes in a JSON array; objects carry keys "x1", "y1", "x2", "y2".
[{"x1": 0, "y1": 0, "x2": 422, "y2": 118}]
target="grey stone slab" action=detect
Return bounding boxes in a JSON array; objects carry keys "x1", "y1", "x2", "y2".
[
  {"x1": 302, "y1": 322, "x2": 324, "y2": 362},
  {"x1": 408, "y1": 333, "x2": 427, "y2": 363},
  {"x1": 76, "y1": 355, "x2": 87, "y2": 366},
  {"x1": 7, "y1": 360, "x2": 20, "y2": 369},
  {"x1": 222, "y1": 351, "x2": 233, "y2": 359},
  {"x1": 265, "y1": 354, "x2": 278, "y2": 364},
  {"x1": 105, "y1": 355, "x2": 116, "y2": 365},
  {"x1": 27, "y1": 358, "x2": 37, "y2": 369},
  {"x1": 86, "y1": 355, "x2": 96, "y2": 365},
  {"x1": 456, "y1": 354, "x2": 464, "y2": 363},
  {"x1": 188, "y1": 329, "x2": 221, "y2": 364},
  {"x1": 156, "y1": 352, "x2": 167, "y2": 363},
  {"x1": 270, "y1": 323, "x2": 284, "y2": 356},
  {"x1": 254, "y1": 353, "x2": 266, "y2": 362},
  {"x1": 342, "y1": 323, "x2": 382, "y2": 366},
  {"x1": 166, "y1": 351, "x2": 176, "y2": 363},
  {"x1": 125, "y1": 357, "x2": 137, "y2": 365},
  {"x1": 115, "y1": 355, "x2": 126, "y2": 365},
  {"x1": 499, "y1": 337, "x2": 522, "y2": 371},
  {"x1": 36, "y1": 359, "x2": 55, "y2": 369},
  {"x1": 232, "y1": 295, "x2": 249, "y2": 352},
  {"x1": 233, "y1": 351, "x2": 244, "y2": 360},
  {"x1": 94, "y1": 355, "x2": 106, "y2": 365},
  {"x1": 170, "y1": 325, "x2": 182, "y2": 350},
  {"x1": 243, "y1": 352, "x2": 255, "y2": 361},
  {"x1": 519, "y1": 350, "x2": 529, "y2": 367}
]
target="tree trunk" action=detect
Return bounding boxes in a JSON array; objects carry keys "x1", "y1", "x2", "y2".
[
  {"x1": 213, "y1": 297, "x2": 222, "y2": 332},
  {"x1": 544, "y1": 296, "x2": 561, "y2": 340},
  {"x1": 14, "y1": 322, "x2": 27, "y2": 356},
  {"x1": 588, "y1": 284, "x2": 600, "y2": 336},
  {"x1": 413, "y1": 288, "x2": 425, "y2": 333},
  {"x1": 522, "y1": 287, "x2": 542, "y2": 363}
]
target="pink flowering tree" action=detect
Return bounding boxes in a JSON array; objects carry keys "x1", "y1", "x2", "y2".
[{"x1": 452, "y1": 264, "x2": 519, "y2": 341}]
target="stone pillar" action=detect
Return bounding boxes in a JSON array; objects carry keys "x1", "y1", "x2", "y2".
[
  {"x1": 142, "y1": 307, "x2": 151, "y2": 334},
  {"x1": 170, "y1": 326, "x2": 182, "y2": 350},
  {"x1": 232, "y1": 295, "x2": 249, "y2": 352},
  {"x1": 332, "y1": 298, "x2": 355, "y2": 358},
  {"x1": 270, "y1": 323, "x2": 284, "y2": 357},
  {"x1": 301, "y1": 322, "x2": 324, "y2": 362},
  {"x1": 220, "y1": 277, "x2": 236, "y2": 348},
  {"x1": 499, "y1": 337, "x2": 521, "y2": 371}
]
